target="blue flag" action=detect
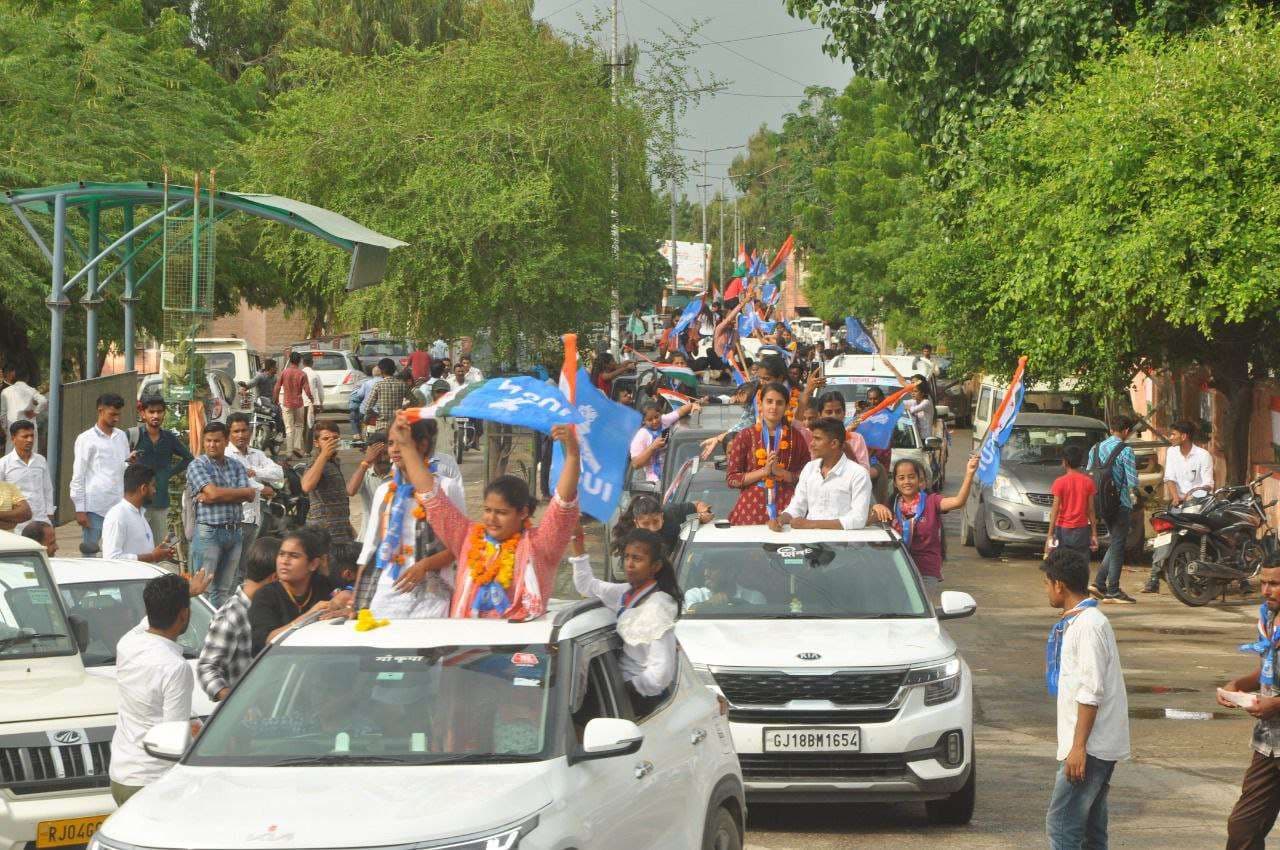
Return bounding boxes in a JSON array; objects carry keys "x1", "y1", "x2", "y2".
[
  {"x1": 447, "y1": 376, "x2": 582, "y2": 433},
  {"x1": 845, "y1": 317, "x2": 878, "y2": 354},
  {"x1": 672, "y1": 297, "x2": 703, "y2": 338},
  {"x1": 550, "y1": 369, "x2": 642, "y2": 521},
  {"x1": 854, "y1": 402, "x2": 904, "y2": 451},
  {"x1": 977, "y1": 381, "x2": 1026, "y2": 486}
]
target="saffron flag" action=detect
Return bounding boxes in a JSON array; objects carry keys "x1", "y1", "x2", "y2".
[
  {"x1": 853, "y1": 384, "x2": 913, "y2": 450},
  {"x1": 440, "y1": 376, "x2": 582, "y2": 433},
  {"x1": 724, "y1": 277, "x2": 743, "y2": 301},
  {"x1": 844, "y1": 317, "x2": 878, "y2": 354},
  {"x1": 551, "y1": 367, "x2": 642, "y2": 522},
  {"x1": 976, "y1": 357, "x2": 1029, "y2": 487}
]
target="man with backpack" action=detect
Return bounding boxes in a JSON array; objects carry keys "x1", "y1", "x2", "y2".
[{"x1": 1088, "y1": 417, "x2": 1139, "y2": 604}]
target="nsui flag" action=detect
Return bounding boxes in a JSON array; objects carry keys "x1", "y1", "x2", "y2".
[
  {"x1": 977, "y1": 358, "x2": 1029, "y2": 487},
  {"x1": 447, "y1": 376, "x2": 582, "y2": 433},
  {"x1": 551, "y1": 368, "x2": 642, "y2": 521}
]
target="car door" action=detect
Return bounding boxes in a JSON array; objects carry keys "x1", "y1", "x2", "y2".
[{"x1": 563, "y1": 635, "x2": 660, "y2": 849}]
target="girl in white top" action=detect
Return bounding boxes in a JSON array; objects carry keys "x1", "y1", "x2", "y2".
[{"x1": 570, "y1": 526, "x2": 679, "y2": 701}]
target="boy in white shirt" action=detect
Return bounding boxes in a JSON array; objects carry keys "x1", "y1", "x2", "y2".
[
  {"x1": 769, "y1": 417, "x2": 871, "y2": 531},
  {"x1": 1042, "y1": 548, "x2": 1130, "y2": 849}
]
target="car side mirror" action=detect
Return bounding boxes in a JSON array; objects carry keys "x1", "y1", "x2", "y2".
[
  {"x1": 629, "y1": 480, "x2": 658, "y2": 496},
  {"x1": 937, "y1": 590, "x2": 977, "y2": 620},
  {"x1": 924, "y1": 436, "x2": 944, "y2": 451},
  {"x1": 579, "y1": 718, "x2": 644, "y2": 761},
  {"x1": 142, "y1": 720, "x2": 192, "y2": 762},
  {"x1": 67, "y1": 614, "x2": 89, "y2": 654},
  {"x1": 935, "y1": 405, "x2": 953, "y2": 421}
]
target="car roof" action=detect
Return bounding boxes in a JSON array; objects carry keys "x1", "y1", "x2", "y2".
[
  {"x1": 1014, "y1": 412, "x2": 1107, "y2": 429},
  {"x1": 193, "y1": 338, "x2": 251, "y2": 349},
  {"x1": 825, "y1": 354, "x2": 936, "y2": 379},
  {"x1": 0, "y1": 528, "x2": 46, "y2": 555},
  {"x1": 683, "y1": 523, "x2": 901, "y2": 545},
  {"x1": 49, "y1": 557, "x2": 167, "y2": 584},
  {"x1": 278, "y1": 599, "x2": 617, "y2": 649}
]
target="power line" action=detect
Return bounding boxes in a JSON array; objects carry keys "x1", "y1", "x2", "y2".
[
  {"x1": 542, "y1": 0, "x2": 588, "y2": 20},
  {"x1": 703, "y1": 27, "x2": 822, "y2": 46}
]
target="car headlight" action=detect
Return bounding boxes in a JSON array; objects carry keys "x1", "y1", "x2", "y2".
[
  {"x1": 990, "y1": 473, "x2": 1023, "y2": 503},
  {"x1": 433, "y1": 814, "x2": 539, "y2": 849},
  {"x1": 904, "y1": 657, "x2": 962, "y2": 706}
]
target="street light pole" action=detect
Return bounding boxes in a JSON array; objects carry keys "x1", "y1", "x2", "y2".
[
  {"x1": 608, "y1": 0, "x2": 621, "y2": 357},
  {"x1": 668, "y1": 95, "x2": 677, "y2": 314},
  {"x1": 701, "y1": 148, "x2": 708, "y2": 290}
]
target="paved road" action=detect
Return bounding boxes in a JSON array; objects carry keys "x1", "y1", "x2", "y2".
[{"x1": 744, "y1": 432, "x2": 1257, "y2": 849}]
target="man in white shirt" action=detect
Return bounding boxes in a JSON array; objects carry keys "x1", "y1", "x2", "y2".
[
  {"x1": 1042, "y1": 548, "x2": 1129, "y2": 849},
  {"x1": 770, "y1": 417, "x2": 872, "y2": 532},
  {"x1": 301, "y1": 355, "x2": 325, "y2": 443},
  {"x1": 102, "y1": 466, "x2": 176, "y2": 562},
  {"x1": 109, "y1": 572, "x2": 197, "y2": 805},
  {"x1": 0, "y1": 420, "x2": 53, "y2": 532},
  {"x1": 684, "y1": 558, "x2": 767, "y2": 610},
  {"x1": 69, "y1": 393, "x2": 131, "y2": 556},
  {"x1": 1163, "y1": 419, "x2": 1215, "y2": 505},
  {"x1": 459, "y1": 355, "x2": 484, "y2": 385},
  {"x1": 0, "y1": 368, "x2": 47, "y2": 441},
  {"x1": 226, "y1": 412, "x2": 284, "y2": 584}
]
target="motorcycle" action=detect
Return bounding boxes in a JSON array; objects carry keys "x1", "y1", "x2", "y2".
[
  {"x1": 1151, "y1": 472, "x2": 1279, "y2": 607},
  {"x1": 250, "y1": 395, "x2": 284, "y2": 457},
  {"x1": 258, "y1": 462, "x2": 310, "y2": 540},
  {"x1": 452, "y1": 416, "x2": 477, "y2": 460}
]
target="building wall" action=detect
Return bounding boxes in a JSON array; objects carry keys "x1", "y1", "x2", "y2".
[
  {"x1": 207, "y1": 301, "x2": 311, "y2": 358},
  {"x1": 780, "y1": 255, "x2": 811, "y2": 317}
]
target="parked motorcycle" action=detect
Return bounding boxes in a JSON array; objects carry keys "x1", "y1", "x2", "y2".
[
  {"x1": 250, "y1": 395, "x2": 284, "y2": 457},
  {"x1": 1151, "y1": 472, "x2": 1279, "y2": 606},
  {"x1": 453, "y1": 416, "x2": 476, "y2": 460},
  {"x1": 258, "y1": 462, "x2": 310, "y2": 539}
]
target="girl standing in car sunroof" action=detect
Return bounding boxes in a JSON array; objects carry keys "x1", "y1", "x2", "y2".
[{"x1": 724, "y1": 382, "x2": 811, "y2": 525}]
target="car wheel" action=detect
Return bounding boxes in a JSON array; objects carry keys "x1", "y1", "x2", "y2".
[
  {"x1": 973, "y1": 506, "x2": 1004, "y2": 558},
  {"x1": 702, "y1": 806, "x2": 742, "y2": 850},
  {"x1": 925, "y1": 756, "x2": 976, "y2": 826},
  {"x1": 960, "y1": 506, "x2": 974, "y2": 547}
]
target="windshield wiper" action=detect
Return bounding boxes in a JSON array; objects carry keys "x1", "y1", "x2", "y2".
[
  {"x1": 0, "y1": 632, "x2": 67, "y2": 651},
  {"x1": 418, "y1": 753, "x2": 541, "y2": 764},
  {"x1": 758, "y1": 613, "x2": 843, "y2": 619},
  {"x1": 269, "y1": 754, "x2": 412, "y2": 766}
]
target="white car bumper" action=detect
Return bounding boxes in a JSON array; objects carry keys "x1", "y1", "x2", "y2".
[{"x1": 323, "y1": 385, "x2": 353, "y2": 411}]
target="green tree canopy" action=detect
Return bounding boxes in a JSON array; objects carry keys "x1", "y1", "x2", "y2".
[{"x1": 905, "y1": 14, "x2": 1280, "y2": 477}]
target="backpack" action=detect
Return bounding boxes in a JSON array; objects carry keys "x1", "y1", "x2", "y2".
[{"x1": 1089, "y1": 441, "x2": 1128, "y2": 524}]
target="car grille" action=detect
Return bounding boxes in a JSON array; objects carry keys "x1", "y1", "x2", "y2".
[
  {"x1": 0, "y1": 735, "x2": 112, "y2": 795},
  {"x1": 1024, "y1": 520, "x2": 1108, "y2": 536},
  {"x1": 729, "y1": 708, "x2": 900, "y2": 725},
  {"x1": 739, "y1": 753, "x2": 908, "y2": 782},
  {"x1": 713, "y1": 670, "x2": 905, "y2": 706},
  {"x1": 1027, "y1": 493, "x2": 1054, "y2": 507}
]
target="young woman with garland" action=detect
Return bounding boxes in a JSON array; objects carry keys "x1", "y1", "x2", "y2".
[
  {"x1": 570, "y1": 526, "x2": 681, "y2": 711},
  {"x1": 391, "y1": 417, "x2": 580, "y2": 619},
  {"x1": 353, "y1": 418, "x2": 465, "y2": 618},
  {"x1": 724, "y1": 381, "x2": 811, "y2": 525}
]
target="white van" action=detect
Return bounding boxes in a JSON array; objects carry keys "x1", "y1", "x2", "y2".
[
  {"x1": 0, "y1": 531, "x2": 119, "y2": 850},
  {"x1": 161, "y1": 338, "x2": 261, "y2": 390},
  {"x1": 970, "y1": 375, "x2": 1097, "y2": 439}
]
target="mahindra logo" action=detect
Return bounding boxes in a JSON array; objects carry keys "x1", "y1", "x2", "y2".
[
  {"x1": 54, "y1": 730, "x2": 83, "y2": 745},
  {"x1": 797, "y1": 652, "x2": 822, "y2": 661}
]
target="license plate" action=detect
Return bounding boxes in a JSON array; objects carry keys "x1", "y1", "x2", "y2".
[
  {"x1": 763, "y1": 727, "x2": 860, "y2": 753},
  {"x1": 1042, "y1": 510, "x2": 1051, "y2": 522},
  {"x1": 36, "y1": 816, "x2": 107, "y2": 849},
  {"x1": 1153, "y1": 532, "x2": 1172, "y2": 548}
]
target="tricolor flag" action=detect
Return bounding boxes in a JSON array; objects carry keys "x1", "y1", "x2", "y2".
[
  {"x1": 724, "y1": 277, "x2": 743, "y2": 302},
  {"x1": 853, "y1": 384, "x2": 913, "y2": 450},
  {"x1": 976, "y1": 357, "x2": 1029, "y2": 487},
  {"x1": 762, "y1": 234, "x2": 794, "y2": 305},
  {"x1": 559, "y1": 333, "x2": 579, "y2": 407},
  {"x1": 734, "y1": 244, "x2": 748, "y2": 277},
  {"x1": 655, "y1": 363, "x2": 699, "y2": 393},
  {"x1": 657, "y1": 387, "x2": 695, "y2": 408}
]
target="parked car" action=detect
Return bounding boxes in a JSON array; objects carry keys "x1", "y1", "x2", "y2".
[
  {"x1": 50, "y1": 558, "x2": 218, "y2": 718},
  {"x1": 297, "y1": 349, "x2": 362, "y2": 412},
  {"x1": 790, "y1": 317, "x2": 827, "y2": 347},
  {"x1": 353, "y1": 338, "x2": 412, "y2": 375},
  {"x1": 159, "y1": 338, "x2": 261, "y2": 389},
  {"x1": 94, "y1": 601, "x2": 746, "y2": 850},
  {"x1": 0, "y1": 531, "x2": 119, "y2": 850},
  {"x1": 138, "y1": 368, "x2": 241, "y2": 424},
  {"x1": 664, "y1": 456, "x2": 740, "y2": 522},
  {"x1": 960, "y1": 412, "x2": 1112, "y2": 557},
  {"x1": 674, "y1": 523, "x2": 976, "y2": 822}
]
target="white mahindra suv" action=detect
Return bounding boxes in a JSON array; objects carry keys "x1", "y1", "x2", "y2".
[
  {"x1": 674, "y1": 523, "x2": 977, "y2": 824},
  {"x1": 0, "y1": 531, "x2": 119, "y2": 850},
  {"x1": 93, "y1": 600, "x2": 745, "y2": 850}
]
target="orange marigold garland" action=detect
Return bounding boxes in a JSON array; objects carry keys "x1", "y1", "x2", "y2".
[{"x1": 467, "y1": 523, "x2": 521, "y2": 590}]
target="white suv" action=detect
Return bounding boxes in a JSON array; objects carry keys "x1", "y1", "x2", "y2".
[
  {"x1": 93, "y1": 600, "x2": 745, "y2": 850},
  {"x1": 674, "y1": 523, "x2": 977, "y2": 824}
]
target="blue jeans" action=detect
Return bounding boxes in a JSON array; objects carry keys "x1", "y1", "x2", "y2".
[
  {"x1": 80, "y1": 512, "x2": 105, "y2": 557},
  {"x1": 191, "y1": 524, "x2": 243, "y2": 609},
  {"x1": 1046, "y1": 754, "x2": 1115, "y2": 849},
  {"x1": 1094, "y1": 507, "x2": 1131, "y2": 593},
  {"x1": 348, "y1": 403, "x2": 363, "y2": 436}
]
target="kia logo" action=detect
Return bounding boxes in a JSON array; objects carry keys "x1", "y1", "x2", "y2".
[
  {"x1": 797, "y1": 652, "x2": 822, "y2": 661},
  {"x1": 54, "y1": 730, "x2": 83, "y2": 745}
]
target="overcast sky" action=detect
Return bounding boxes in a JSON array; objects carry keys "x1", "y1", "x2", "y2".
[{"x1": 532, "y1": 0, "x2": 851, "y2": 198}]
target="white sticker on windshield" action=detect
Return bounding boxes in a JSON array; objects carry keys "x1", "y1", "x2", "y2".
[
  {"x1": 512, "y1": 677, "x2": 542, "y2": 688},
  {"x1": 376, "y1": 672, "x2": 404, "y2": 681},
  {"x1": 28, "y1": 589, "x2": 50, "y2": 604}
]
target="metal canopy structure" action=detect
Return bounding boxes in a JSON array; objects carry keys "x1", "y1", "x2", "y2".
[{"x1": 3, "y1": 180, "x2": 408, "y2": 488}]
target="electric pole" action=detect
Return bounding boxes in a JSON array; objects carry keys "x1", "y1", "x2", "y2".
[
  {"x1": 668, "y1": 96, "x2": 677, "y2": 314},
  {"x1": 701, "y1": 148, "x2": 708, "y2": 292},
  {"x1": 609, "y1": 0, "x2": 621, "y2": 356},
  {"x1": 718, "y1": 176, "x2": 725, "y2": 292}
]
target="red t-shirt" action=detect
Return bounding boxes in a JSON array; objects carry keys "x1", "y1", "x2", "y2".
[{"x1": 1052, "y1": 470, "x2": 1096, "y2": 529}]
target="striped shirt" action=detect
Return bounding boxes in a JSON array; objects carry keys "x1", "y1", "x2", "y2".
[{"x1": 1088, "y1": 436, "x2": 1138, "y2": 509}]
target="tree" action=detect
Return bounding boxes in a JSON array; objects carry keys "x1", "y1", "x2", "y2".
[
  {"x1": 241, "y1": 8, "x2": 665, "y2": 358},
  {"x1": 798, "y1": 78, "x2": 928, "y2": 327},
  {"x1": 903, "y1": 14, "x2": 1280, "y2": 481},
  {"x1": 785, "y1": 0, "x2": 1236, "y2": 162}
]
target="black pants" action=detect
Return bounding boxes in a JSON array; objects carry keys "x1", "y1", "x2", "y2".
[{"x1": 1227, "y1": 751, "x2": 1280, "y2": 849}]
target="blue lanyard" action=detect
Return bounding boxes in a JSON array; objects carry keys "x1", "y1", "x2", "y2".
[
  {"x1": 894, "y1": 495, "x2": 928, "y2": 548},
  {"x1": 1045, "y1": 600, "x2": 1099, "y2": 695},
  {"x1": 619, "y1": 582, "x2": 656, "y2": 615},
  {"x1": 1241, "y1": 604, "x2": 1280, "y2": 689}
]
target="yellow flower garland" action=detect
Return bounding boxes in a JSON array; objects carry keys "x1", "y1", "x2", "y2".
[{"x1": 467, "y1": 523, "x2": 520, "y2": 589}]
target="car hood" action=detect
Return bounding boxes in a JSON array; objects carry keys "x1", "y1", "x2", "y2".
[
  {"x1": 104, "y1": 761, "x2": 555, "y2": 848},
  {"x1": 0, "y1": 656, "x2": 118, "y2": 724},
  {"x1": 998, "y1": 461, "x2": 1061, "y2": 495},
  {"x1": 676, "y1": 617, "x2": 953, "y2": 669}
]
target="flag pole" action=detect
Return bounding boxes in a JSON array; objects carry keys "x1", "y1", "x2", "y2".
[{"x1": 979, "y1": 356, "x2": 1028, "y2": 451}]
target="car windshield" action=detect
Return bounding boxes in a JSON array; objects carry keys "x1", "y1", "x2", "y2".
[
  {"x1": 311, "y1": 353, "x2": 348, "y2": 372},
  {"x1": 188, "y1": 644, "x2": 556, "y2": 766},
  {"x1": 824, "y1": 379, "x2": 900, "y2": 408},
  {"x1": 58, "y1": 580, "x2": 212, "y2": 666},
  {"x1": 675, "y1": 540, "x2": 929, "y2": 619},
  {"x1": 0, "y1": 554, "x2": 76, "y2": 659},
  {"x1": 676, "y1": 475, "x2": 739, "y2": 519},
  {"x1": 360, "y1": 341, "x2": 408, "y2": 357},
  {"x1": 1004, "y1": 426, "x2": 1106, "y2": 465},
  {"x1": 201, "y1": 352, "x2": 236, "y2": 375}
]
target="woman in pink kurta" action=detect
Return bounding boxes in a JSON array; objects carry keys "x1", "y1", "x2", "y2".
[{"x1": 391, "y1": 417, "x2": 581, "y2": 619}]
